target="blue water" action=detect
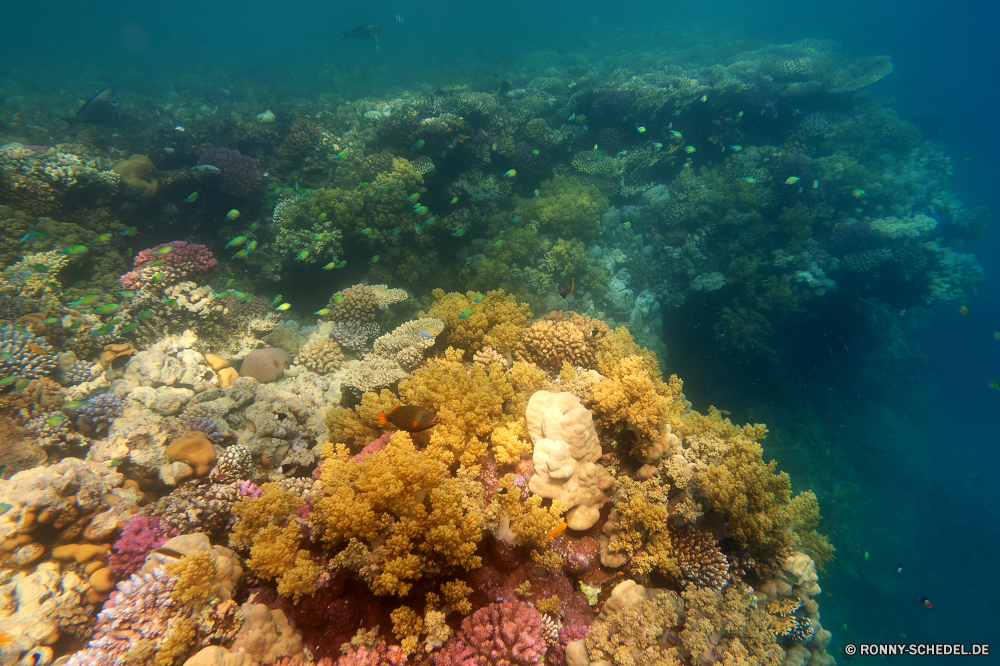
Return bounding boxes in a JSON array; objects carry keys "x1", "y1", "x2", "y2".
[{"x1": 3, "y1": 0, "x2": 998, "y2": 659}]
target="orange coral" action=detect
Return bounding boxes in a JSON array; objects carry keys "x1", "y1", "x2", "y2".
[
  {"x1": 420, "y1": 289, "x2": 531, "y2": 357},
  {"x1": 515, "y1": 311, "x2": 609, "y2": 371},
  {"x1": 311, "y1": 432, "x2": 483, "y2": 596}
]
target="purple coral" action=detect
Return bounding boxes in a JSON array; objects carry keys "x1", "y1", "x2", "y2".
[
  {"x1": 197, "y1": 147, "x2": 263, "y2": 197},
  {"x1": 109, "y1": 515, "x2": 179, "y2": 577},
  {"x1": 434, "y1": 600, "x2": 546, "y2": 666},
  {"x1": 335, "y1": 639, "x2": 407, "y2": 666},
  {"x1": 75, "y1": 393, "x2": 127, "y2": 435},
  {"x1": 283, "y1": 122, "x2": 321, "y2": 158},
  {"x1": 120, "y1": 240, "x2": 218, "y2": 291}
]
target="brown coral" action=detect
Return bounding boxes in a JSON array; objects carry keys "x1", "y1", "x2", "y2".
[
  {"x1": 669, "y1": 525, "x2": 731, "y2": 592},
  {"x1": 328, "y1": 284, "x2": 407, "y2": 322},
  {"x1": 514, "y1": 312, "x2": 607, "y2": 372}
]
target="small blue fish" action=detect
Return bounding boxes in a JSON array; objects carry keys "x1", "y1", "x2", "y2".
[
  {"x1": 185, "y1": 192, "x2": 198, "y2": 202},
  {"x1": 411, "y1": 139, "x2": 425, "y2": 151},
  {"x1": 473, "y1": 292, "x2": 483, "y2": 303},
  {"x1": 458, "y1": 308, "x2": 473, "y2": 319},
  {"x1": 368, "y1": 254, "x2": 379, "y2": 264},
  {"x1": 316, "y1": 213, "x2": 327, "y2": 223},
  {"x1": 271, "y1": 295, "x2": 283, "y2": 307},
  {"x1": 406, "y1": 193, "x2": 420, "y2": 201},
  {"x1": 416, "y1": 326, "x2": 438, "y2": 339},
  {"x1": 414, "y1": 223, "x2": 422, "y2": 235},
  {"x1": 450, "y1": 197, "x2": 458, "y2": 204},
  {"x1": 502, "y1": 169, "x2": 516, "y2": 178},
  {"x1": 451, "y1": 228, "x2": 465, "y2": 237}
]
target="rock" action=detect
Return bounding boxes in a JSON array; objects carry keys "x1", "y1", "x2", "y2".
[
  {"x1": 239, "y1": 348, "x2": 291, "y2": 383},
  {"x1": 167, "y1": 431, "x2": 217, "y2": 478}
]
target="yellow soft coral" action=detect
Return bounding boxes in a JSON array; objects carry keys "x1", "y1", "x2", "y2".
[
  {"x1": 312, "y1": 432, "x2": 484, "y2": 596},
  {"x1": 420, "y1": 288, "x2": 531, "y2": 357},
  {"x1": 399, "y1": 347, "x2": 512, "y2": 467},
  {"x1": 165, "y1": 551, "x2": 217, "y2": 605},
  {"x1": 325, "y1": 388, "x2": 399, "y2": 452},
  {"x1": 588, "y1": 355, "x2": 670, "y2": 439},
  {"x1": 490, "y1": 422, "x2": 532, "y2": 465}
]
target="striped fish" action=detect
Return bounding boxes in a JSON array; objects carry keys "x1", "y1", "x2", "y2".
[{"x1": 377, "y1": 404, "x2": 440, "y2": 432}]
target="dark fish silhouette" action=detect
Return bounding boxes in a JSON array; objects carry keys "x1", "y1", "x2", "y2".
[
  {"x1": 498, "y1": 80, "x2": 512, "y2": 96},
  {"x1": 58, "y1": 89, "x2": 121, "y2": 128},
  {"x1": 558, "y1": 276, "x2": 575, "y2": 298},
  {"x1": 342, "y1": 24, "x2": 382, "y2": 40}
]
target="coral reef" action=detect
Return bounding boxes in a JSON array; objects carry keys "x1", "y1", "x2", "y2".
[{"x1": 196, "y1": 147, "x2": 263, "y2": 197}]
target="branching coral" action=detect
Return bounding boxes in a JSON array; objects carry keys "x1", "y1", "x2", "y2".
[
  {"x1": 420, "y1": 288, "x2": 532, "y2": 357},
  {"x1": 311, "y1": 432, "x2": 484, "y2": 596},
  {"x1": 399, "y1": 347, "x2": 513, "y2": 467},
  {"x1": 434, "y1": 600, "x2": 547, "y2": 666}
]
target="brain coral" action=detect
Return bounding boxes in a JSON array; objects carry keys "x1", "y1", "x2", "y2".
[{"x1": 239, "y1": 348, "x2": 291, "y2": 383}]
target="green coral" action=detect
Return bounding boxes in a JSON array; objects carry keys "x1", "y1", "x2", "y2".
[
  {"x1": 523, "y1": 174, "x2": 607, "y2": 239},
  {"x1": 544, "y1": 237, "x2": 589, "y2": 276}
]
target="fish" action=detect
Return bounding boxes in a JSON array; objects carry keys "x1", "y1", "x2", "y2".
[
  {"x1": 450, "y1": 197, "x2": 459, "y2": 204},
  {"x1": 94, "y1": 233, "x2": 113, "y2": 243},
  {"x1": 276, "y1": 303, "x2": 292, "y2": 311},
  {"x1": 740, "y1": 177, "x2": 757, "y2": 183},
  {"x1": 813, "y1": 180, "x2": 819, "y2": 189},
  {"x1": 226, "y1": 210, "x2": 240, "y2": 221},
  {"x1": 451, "y1": 228, "x2": 465, "y2": 236},
  {"x1": 415, "y1": 205, "x2": 428, "y2": 214},
  {"x1": 368, "y1": 255, "x2": 379, "y2": 264},
  {"x1": 271, "y1": 295, "x2": 283, "y2": 307},
  {"x1": 72, "y1": 279, "x2": 87, "y2": 287},
  {"x1": 148, "y1": 259, "x2": 165, "y2": 267},
  {"x1": 864, "y1": 551, "x2": 869, "y2": 561},
  {"x1": 93, "y1": 304, "x2": 119, "y2": 314},
  {"x1": 785, "y1": 177, "x2": 801, "y2": 185},
  {"x1": 122, "y1": 226, "x2": 138, "y2": 236},
  {"x1": 332, "y1": 150, "x2": 348, "y2": 160},
  {"x1": 334, "y1": 260, "x2": 347, "y2": 268},
  {"x1": 26, "y1": 342, "x2": 47, "y2": 355},
  {"x1": 684, "y1": 146, "x2": 696, "y2": 153},
  {"x1": 69, "y1": 295, "x2": 99, "y2": 306},
  {"x1": 411, "y1": 139, "x2": 425, "y2": 151},
  {"x1": 852, "y1": 188, "x2": 867, "y2": 197},
  {"x1": 185, "y1": 192, "x2": 199, "y2": 202},
  {"x1": 502, "y1": 169, "x2": 516, "y2": 178},
  {"x1": 416, "y1": 326, "x2": 438, "y2": 339},
  {"x1": 232, "y1": 249, "x2": 247, "y2": 259},
  {"x1": 575, "y1": 114, "x2": 586, "y2": 121},
  {"x1": 151, "y1": 547, "x2": 187, "y2": 561},
  {"x1": 29, "y1": 264, "x2": 48, "y2": 272},
  {"x1": 119, "y1": 322, "x2": 139, "y2": 334},
  {"x1": 215, "y1": 290, "x2": 230, "y2": 298},
  {"x1": 0, "y1": 376, "x2": 17, "y2": 387},
  {"x1": 161, "y1": 299, "x2": 178, "y2": 307},
  {"x1": 243, "y1": 415, "x2": 257, "y2": 433},
  {"x1": 69, "y1": 320, "x2": 82, "y2": 328},
  {"x1": 735, "y1": 110, "x2": 744, "y2": 122},
  {"x1": 730, "y1": 145, "x2": 742, "y2": 151},
  {"x1": 622, "y1": 221, "x2": 631, "y2": 229},
  {"x1": 414, "y1": 223, "x2": 422, "y2": 235},
  {"x1": 225, "y1": 279, "x2": 235, "y2": 289},
  {"x1": 896, "y1": 563, "x2": 904, "y2": 573},
  {"x1": 42, "y1": 318, "x2": 59, "y2": 324},
  {"x1": 988, "y1": 380, "x2": 999, "y2": 391},
  {"x1": 498, "y1": 80, "x2": 511, "y2": 96},
  {"x1": 700, "y1": 95, "x2": 708, "y2": 102},
  {"x1": 534, "y1": 189, "x2": 540, "y2": 197},
  {"x1": 959, "y1": 305, "x2": 969, "y2": 315},
  {"x1": 458, "y1": 308, "x2": 473, "y2": 320},
  {"x1": 314, "y1": 308, "x2": 331, "y2": 315},
  {"x1": 150, "y1": 272, "x2": 165, "y2": 282},
  {"x1": 558, "y1": 276, "x2": 574, "y2": 298},
  {"x1": 12, "y1": 380, "x2": 29, "y2": 391},
  {"x1": 545, "y1": 521, "x2": 568, "y2": 539},
  {"x1": 342, "y1": 24, "x2": 382, "y2": 40},
  {"x1": 322, "y1": 262, "x2": 336, "y2": 270},
  {"x1": 247, "y1": 241, "x2": 257, "y2": 252},
  {"x1": 18, "y1": 231, "x2": 41, "y2": 243},
  {"x1": 316, "y1": 213, "x2": 327, "y2": 223},
  {"x1": 358, "y1": 182, "x2": 369, "y2": 191},
  {"x1": 377, "y1": 404, "x2": 441, "y2": 432},
  {"x1": 531, "y1": 149, "x2": 540, "y2": 155},
  {"x1": 294, "y1": 250, "x2": 309, "y2": 261},
  {"x1": 426, "y1": 217, "x2": 435, "y2": 225},
  {"x1": 125, "y1": 248, "x2": 132, "y2": 257},
  {"x1": 473, "y1": 292, "x2": 484, "y2": 303},
  {"x1": 920, "y1": 597, "x2": 934, "y2": 609},
  {"x1": 360, "y1": 227, "x2": 372, "y2": 235},
  {"x1": 250, "y1": 222, "x2": 260, "y2": 231},
  {"x1": 60, "y1": 245, "x2": 89, "y2": 255},
  {"x1": 332, "y1": 295, "x2": 345, "y2": 304},
  {"x1": 617, "y1": 150, "x2": 628, "y2": 156},
  {"x1": 491, "y1": 240, "x2": 503, "y2": 247},
  {"x1": 406, "y1": 193, "x2": 420, "y2": 201},
  {"x1": 58, "y1": 89, "x2": 121, "y2": 128},
  {"x1": 669, "y1": 130, "x2": 682, "y2": 139},
  {"x1": 390, "y1": 227, "x2": 401, "y2": 235},
  {"x1": 652, "y1": 143, "x2": 663, "y2": 151},
  {"x1": 636, "y1": 125, "x2": 646, "y2": 133},
  {"x1": 63, "y1": 400, "x2": 86, "y2": 409},
  {"x1": 568, "y1": 113, "x2": 575, "y2": 121},
  {"x1": 87, "y1": 324, "x2": 114, "y2": 337},
  {"x1": 225, "y1": 236, "x2": 247, "y2": 248}
]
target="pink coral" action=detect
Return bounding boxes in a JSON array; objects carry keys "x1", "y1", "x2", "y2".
[
  {"x1": 120, "y1": 240, "x2": 218, "y2": 291},
  {"x1": 109, "y1": 515, "x2": 180, "y2": 577},
  {"x1": 335, "y1": 639, "x2": 407, "y2": 666},
  {"x1": 352, "y1": 432, "x2": 392, "y2": 462},
  {"x1": 434, "y1": 600, "x2": 546, "y2": 666}
]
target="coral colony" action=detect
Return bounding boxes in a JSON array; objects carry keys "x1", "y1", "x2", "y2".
[{"x1": 0, "y1": 34, "x2": 987, "y2": 666}]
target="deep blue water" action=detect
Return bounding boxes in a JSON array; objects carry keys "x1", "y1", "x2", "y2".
[{"x1": 3, "y1": 0, "x2": 998, "y2": 658}]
